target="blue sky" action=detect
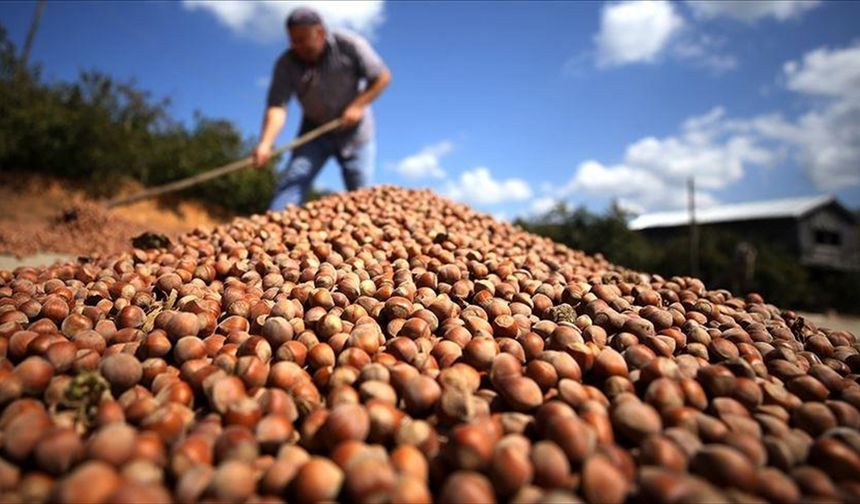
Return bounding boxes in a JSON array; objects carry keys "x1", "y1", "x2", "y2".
[{"x1": 2, "y1": 0, "x2": 859, "y2": 219}]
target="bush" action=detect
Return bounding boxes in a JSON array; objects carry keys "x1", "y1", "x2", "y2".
[
  {"x1": 0, "y1": 25, "x2": 276, "y2": 215},
  {"x1": 518, "y1": 200, "x2": 860, "y2": 315},
  {"x1": 514, "y1": 201, "x2": 657, "y2": 271}
]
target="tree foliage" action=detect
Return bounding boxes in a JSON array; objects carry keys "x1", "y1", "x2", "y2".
[
  {"x1": 517, "y1": 200, "x2": 860, "y2": 314},
  {"x1": 515, "y1": 201, "x2": 657, "y2": 271},
  {"x1": 0, "y1": 25, "x2": 277, "y2": 214}
]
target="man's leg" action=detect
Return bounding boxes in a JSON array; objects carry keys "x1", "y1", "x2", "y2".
[
  {"x1": 269, "y1": 138, "x2": 330, "y2": 211},
  {"x1": 336, "y1": 139, "x2": 376, "y2": 191}
]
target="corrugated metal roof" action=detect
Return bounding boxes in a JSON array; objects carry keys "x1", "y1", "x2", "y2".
[{"x1": 629, "y1": 194, "x2": 835, "y2": 231}]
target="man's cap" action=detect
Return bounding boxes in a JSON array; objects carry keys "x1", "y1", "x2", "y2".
[{"x1": 286, "y1": 7, "x2": 324, "y2": 29}]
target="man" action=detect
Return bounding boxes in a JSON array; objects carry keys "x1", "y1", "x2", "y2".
[{"x1": 253, "y1": 7, "x2": 391, "y2": 210}]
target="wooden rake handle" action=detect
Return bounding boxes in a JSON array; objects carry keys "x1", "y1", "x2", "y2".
[{"x1": 105, "y1": 119, "x2": 343, "y2": 208}]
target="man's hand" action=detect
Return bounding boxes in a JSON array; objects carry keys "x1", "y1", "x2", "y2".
[
  {"x1": 340, "y1": 104, "x2": 365, "y2": 128},
  {"x1": 253, "y1": 142, "x2": 273, "y2": 168}
]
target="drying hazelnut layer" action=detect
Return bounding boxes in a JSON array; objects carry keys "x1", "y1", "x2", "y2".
[{"x1": 1, "y1": 186, "x2": 859, "y2": 503}]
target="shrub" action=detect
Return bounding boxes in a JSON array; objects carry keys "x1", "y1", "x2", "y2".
[{"x1": 0, "y1": 25, "x2": 277, "y2": 215}]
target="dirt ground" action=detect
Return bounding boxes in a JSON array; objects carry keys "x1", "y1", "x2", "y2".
[
  {"x1": 0, "y1": 252, "x2": 76, "y2": 271},
  {"x1": 798, "y1": 311, "x2": 860, "y2": 337},
  {"x1": 0, "y1": 172, "x2": 227, "y2": 259},
  {"x1": 1, "y1": 173, "x2": 858, "y2": 338}
]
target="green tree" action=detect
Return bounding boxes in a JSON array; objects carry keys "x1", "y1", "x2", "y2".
[
  {"x1": 516, "y1": 200, "x2": 656, "y2": 271},
  {"x1": 0, "y1": 24, "x2": 276, "y2": 215},
  {"x1": 304, "y1": 186, "x2": 336, "y2": 203},
  {"x1": 520, "y1": 199, "x2": 859, "y2": 314}
]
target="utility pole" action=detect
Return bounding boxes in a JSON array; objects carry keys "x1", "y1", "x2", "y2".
[
  {"x1": 688, "y1": 177, "x2": 699, "y2": 277},
  {"x1": 20, "y1": 0, "x2": 46, "y2": 68}
]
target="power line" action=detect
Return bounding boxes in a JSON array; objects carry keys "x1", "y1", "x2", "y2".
[
  {"x1": 688, "y1": 176, "x2": 699, "y2": 277},
  {"x1": 20, "y1": 0, "x2": 47, "y2": 68}
]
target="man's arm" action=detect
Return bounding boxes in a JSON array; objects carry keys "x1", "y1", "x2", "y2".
[
  {"x1": 338, "y1": 31, "x2": 392, "y2": 128},
  {"x1": 253, "y1": 106, "x2": 287, "y2": 167},
  {"x1": 341, "y1": 69, "x2": 391, "y2": 128},
  {"x1": 255, "y1": 53, "x2": 292, "y2": 167}
]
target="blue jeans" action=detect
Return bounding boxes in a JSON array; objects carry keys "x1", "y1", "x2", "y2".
[{"x1": 269, "y1": 135, "x2": 375, "y2": 211}]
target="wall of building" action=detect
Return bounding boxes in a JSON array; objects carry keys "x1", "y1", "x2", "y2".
[
  {"x1": 639, "y1": 218, "x2": 800, "y2": 254},
  {"x1": 637, "y1": 206, "x2": 858, "y2": 271},
  {"x1": 799, "y1": 205, "x2": 859, "y2": 270}
]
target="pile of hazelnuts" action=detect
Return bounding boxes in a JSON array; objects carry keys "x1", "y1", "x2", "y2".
[{"x1": 1, "y1": 186, "x2": 859, "y2": 503}]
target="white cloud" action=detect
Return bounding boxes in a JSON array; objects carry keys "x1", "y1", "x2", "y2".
[
  {"x1": 551, "y1": 107, "x2": 777, "y2": 212},
  {"x1": 565, "y1": 160, "x2": 666, "y2": 196},
  {"x1": 255, "y1": 76, "x2": 270, "y2": 88},
  {"x1": 624, "y1": 108, "x2": 778, "y2": 189},
  {"x1": 391, "y1": 141, "x2": 452, "y2": 179},
  {"x1": 445, "y1": 168, "x2": 532, "y2": 206},
  {"x1": 588, "y1": 1, "x2": 820, "y2": 73},
  {"x1": 745, "y1": 108, "x2": 860, "y2": 192},
  {"x1": 789, "y1": 103, "x2": 860, "y2": 189},
  {"x1": 783, "y1": 43, "x2": 860, "y2": 99},
  {"x1": 620, "y1": 189, "x2": 719, "y2": 214},
  {"x1": 673, "y1": 35, "x2": 738, "y2": 74},
  {"x1": 615, "y1": 199, "x2": 646, "y2": 216},
  {"x1": 687, "y1": 1, "x2": 821, "y2": 23},
  {"x1": 529, "y1": 196, "x2": 560, "y2": 216},
  {"x1": 492, "y1": 211, "x2": 510, "y2": 223},
  {"x1": 559, "y1": 159, "x2": 721, "y2": 212},
  {"x1": 183, "y1": 1, "x2": 385, "y2": 42},
  {"x1": 554, "y1": 43, "x2": 860, "y2": 213},
  {"x1": 595, "y1": 1, "x2": 685, "y2": 68},
  {"x1": 744, "y1": 43, "x2": 860, "y2": 190}
]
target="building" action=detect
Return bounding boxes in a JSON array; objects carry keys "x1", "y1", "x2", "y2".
[{"x1": 628, "y1": 195, "x2": 859, "y2": 271}]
